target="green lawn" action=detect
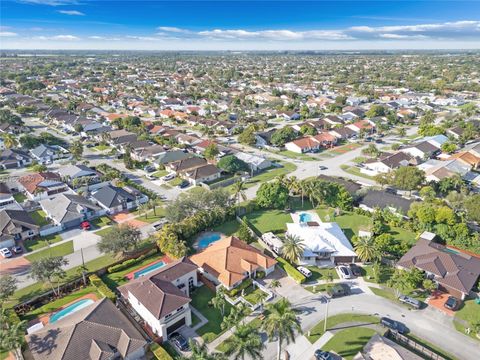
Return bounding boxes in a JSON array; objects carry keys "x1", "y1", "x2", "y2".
[
  {"x1": 318, "y1": 208, "x2": 372, "y2": 240},
  {"x1": 190, "y1": 286, "x2": 233, "y2": 343},
  {"x1": 361, "y1": 264, "x2": 394, "y2": 284},
  {"x1": 91, "y1": 216, "x2": 112, "y2": 228},
  {"x1": 93, "y1": 144, "x2": 110, "y2": 151},
  {"x1": 101, "y1": 252, "x2": 165, "y2": 290},
  {"x1": 29, "y1": 209, "x2": 50, "y2": 226},
  {"x1": 275, "y1": 150, "x2": 316, "y2": 161},
  {"x1": 134, "y1": 207, "x2": 166, "y2": 223},
  {"x1": 245, "y1": 161, "x2": 297, "y2": 186},
  {"x1": 389, "y1": 226, "x2": 417, "y2": 246},
  {"x1": 25, "y1": 240, "x2": 74, "y2": 262},
  {"x1": 243, "y1": 287, "x2": 268, "y2": 305},
  {"x1": 21, "y1": 285, "x2": 100, "y2": 322},
  {"x1": 213, "y1": 219, "x2": 241, "y2": 236},
  {"x1": 170, "y1": 177, "x2": 183, "y2": 186},
  {"x1": 306, "y1": 266, "x2": 339, "y2": 282},
  {"x1": 305, "y1": 282, "x2": 336, "y2": 294},
  {"x1": 307, "y1": 313, "x2": 379, "y2": 343},
  {"x1": 94, "y1": 227, "x2": 114, "y2": 238},
  {"x1": 153, "y1": 170, "x2": 168, "y2": 178},
  {"x1": 24, "y1": 234, "x2": 63, "y2": 252},
  {"x1": 244, "y1": 209, "x2": 293, "y2": 236},
  {"x1": 322, "y1": 327, "x2": 377, "y2": 360},
  {"x1": 340, "y1": 165, "x2": 375, "y2": 180},
  {"x1": 369, "y1": 286, "x2": 397, "y2": 301},
  {"x1": 13, "y1": 192, "x2": 27, "y2": 202},
  {"x1": 454, "y1": 299, "x2": 480, "y2": 341}
]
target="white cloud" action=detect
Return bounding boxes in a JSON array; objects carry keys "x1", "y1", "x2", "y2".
[
  {"x1": 379, "y1": 34, "x2": 428, "y2": 39},
  {"x1": 157, "y1": 26, "x2": 190, "y2": 33},
  {"x1": 52, "y1": 34, "x2": 79, "y2": 40},
  {"x1": 19, "y1": 0, "x2": 78, "y2": 5},
  {"x1": 0, "y1": 32, "x2": 18, "y2": 37},
  {"x1": 197, "y1": 28, "x2": 350, "y2": 41},
  {"x1": 126, "y1": 35, "x2": 159, "y2": 41},
  {"x1": 58, "y1": 10, "x2": 84, "y2": 16}
]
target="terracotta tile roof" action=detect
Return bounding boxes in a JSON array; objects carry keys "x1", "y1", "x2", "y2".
[
  {"x1": 189, "y1": 237, "x2": 277, "y2": 287},
  {"x1": 291, "y1": 137, "x2": 319, "y2": 149},
  {"x1": 449, "y1": 151, "x2": 480, "y2": 167},
  {"x1": 18, "y1": 172, "x2": 62, "y2": 194}
]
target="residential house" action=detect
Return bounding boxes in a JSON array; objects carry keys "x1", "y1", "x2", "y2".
[
  {"x1": 166, "y1": 157, "x2": 207, "y2": 174},
  {"x1": 153, "y1": 150, "x2": 193, "y2": 168},
  {"x1": 190, "y1": 236, "x2": 277, "y2": 290},
  {"x1": 285, "y1": 137, "x2": 320, "y2": 154},
  {"x1": 18, "y1": 172, "x2": 70, "y2": 201},
  {"x1": 0, "y1": 183, "x2": 21, "y2": 210},
  {"x1": 346, "y1": 119, "x2": 375, "y2": 134},
  {"x1": 362, "y1": 152, "x2": 416, "y2": 176},
  {"x1": 0, "y1": 149, "x2": 32, "y2": 169},
  {"x1": 255, "y1": 129, "x2": 277, "y2": 148},
  {"x1": 56, "y1": 164, "x2": 99, "y2": 185},
  {"x1": 234, "y1": 152, "x2": 272, "y2": 172},
  {"x1": 183, "y1": 164, "x2": 222, "y2": 185},
  {"x1": 286, "y1": 221, "x2": 357, "y2": 265},
  {"x1": 0, "y1": 209, "x2": 39, "y2": 248},
  {"x1": 131, "y1": 144, "x2": 168, "y2": 162},
  {"x1": 353, "y1": 333, "x2": 424, "y2": 360},
  {"x1": 119, "y1": 257, "x2": 198, "y2": 341},
  {"x1": 40, "y1": 193, "x2": 101, "y2": 229},
  {"x1": 91, "y1": 185, "x2": 147, "y2": 214},
  {"x1": 329, "y1": 126, "x2": 357, "y2": 140},
  {"x1": 359, "y1": 190, "x2": 415, "y2": 216},
  {"x1": 107, "y1": 129, "x2": 137, "y2": 146},
  {"x1": 316, "y1": 175, "x2": 361, "y2": 196},
  {"x1": 25, "y1": 298, "x2": 147, "y2": 360},
  {"x1": 400, "y1": 141, "x2": 440, "y2": 160},
  {"x1": 397, "y1": 232, "x2": 480, "y2": 299},
  {"x1": 29, "y1": 144, "x2": 69, "y2": 164}
]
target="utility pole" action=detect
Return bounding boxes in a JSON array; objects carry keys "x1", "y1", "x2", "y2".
[
  {"x1": 80, "y1": 247, "x2": 87, "y2": 285},
  {"x1": 324, "y1": 298, "x2": 330, "y2": 333}
]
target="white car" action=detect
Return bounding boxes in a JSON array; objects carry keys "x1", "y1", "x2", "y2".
[
  {"x1": 297, "y1": 266, "x2": 312, "y2": 278},
  {"x1": 0, "y1": 248, "x2": 13, "y2": 258},
  {"x1": 162, "y1": 173, "x2": 176, "y2": 181},
  {"x1": 146, "y1": 174, "x2": 158, "y2": 180},
  {"x1": 338, "y1": 265, "x2": 354, "y2": 279}
]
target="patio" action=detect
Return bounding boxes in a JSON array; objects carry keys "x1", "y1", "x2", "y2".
[{"x1": 427, "y1": 291, "x2": 456, "y2": 316}]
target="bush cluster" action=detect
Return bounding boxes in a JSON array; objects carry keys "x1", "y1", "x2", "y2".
[
  {"x1": 275, "y1": 257, "x2": 306, "y2": 284},
  {"x1": 89, "y1": 274, "x2": 116, "y2": 301}
]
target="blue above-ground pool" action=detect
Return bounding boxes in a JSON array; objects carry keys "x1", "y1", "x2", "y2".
[
  {"x1": 197, "y1": 232, "x2": 221, "y2": 249},
  {"x1": 299, "y1": 212, "x2": 313, "y2": 223},
  {"x1": 49, "y1": 298, "x2": 94, "y2": 323},
  {"x1": 133, "y1": 260, "x2": 166, "y2": 279}
]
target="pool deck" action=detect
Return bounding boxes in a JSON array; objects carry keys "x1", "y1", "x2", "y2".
[
  {"x1": 290, "y1": 210, "x2": 322, "y2": 224},
  {"x1": 34, "y1": 292, "x2": 99, "y2": 327},
  {"x1": 124, "y1": 255, "x2": 172, "y2": 280}
]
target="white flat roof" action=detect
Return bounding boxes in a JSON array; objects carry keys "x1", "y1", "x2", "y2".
[{"x1": 286, "y1": 222, "x2": 357, "y2": 258}]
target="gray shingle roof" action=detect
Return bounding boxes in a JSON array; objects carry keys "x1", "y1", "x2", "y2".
[
  {"x1": 91, "y1": 185, "x2": 137, "y2": 209},
  {"x1": 40, "y1": 193, "x2": 100, "y2": 224}
]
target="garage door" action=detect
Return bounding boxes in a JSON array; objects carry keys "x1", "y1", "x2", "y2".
[{"x1": 166, "y1": 317, "x2": 186, "y2": 336}]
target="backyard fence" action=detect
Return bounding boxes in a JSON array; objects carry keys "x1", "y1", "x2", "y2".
[{"x1": 385, "y1": 330, "x2": 447, "y2": 360}]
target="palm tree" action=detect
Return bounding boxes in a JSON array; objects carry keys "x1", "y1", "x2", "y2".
[
  {"x1": 354, "y1": 236, "x2": 380, "y2": 263},
  {"x1": 0, "y1": 308, "x2": 26, "y2": 360},
  {"x1": 224, "y1": 324, "x2": 264, "y2": 360},
  {"x1": 189, "y1": 340, "x2": 226, "y2": 360},
  {"x1": 148, "y1": 198, "x2": 160, "y2": 216},
  {"x1": 232, "y1": 181, "x2": 247, "y2": 211},
  {"x1": 221, "y1": 303, "x2": 249, "y2": 330},
  {"x1": 2, "y1": 133, "x2": 17, "y2": 149},
  {"x1": 210, "y1": 287, "x2": 227, "y2": 317},
  {"x1": 263, "y1": 298, "x2": 301, "y2": 360},
  {"x1": 138, "y1": 203, "x2": 150, "y2": 219},
  {"x1": 281, "y1": 234, "x2": 305, "y2": 264},
  {"x1": 269, "y1": 279, "x2": 281, "y2": 297}
]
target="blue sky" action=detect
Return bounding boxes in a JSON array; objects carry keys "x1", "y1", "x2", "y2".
[{"x1": 1, "y1": 1, "x2": 480, "y2": 50}]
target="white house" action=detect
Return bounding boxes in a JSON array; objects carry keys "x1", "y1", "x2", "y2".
[
  {"x1": 234, "y1": 152, "x2": 272, "y2": 172},
  {"x1": 119, "y1": 257, "x2": 198, "y2": 341}
]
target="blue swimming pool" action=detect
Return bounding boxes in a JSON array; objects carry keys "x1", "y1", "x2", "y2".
[
  {"x1": 299, "y1": 212, "x2": 312, "y2": 223},
  {"x1": 134, "y1": 261, "x2": 166, "y2": 279},
  {"x1": 197, "y1": 233, "x2": 221, "y2": 249},
  {"x1": 50, "y1": 298, "x2": 94, "y2": 323}
]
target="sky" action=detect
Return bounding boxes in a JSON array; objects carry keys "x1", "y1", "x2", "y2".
[{"x1": 1, "y1": 0, "x2": 480, "y2": 50}]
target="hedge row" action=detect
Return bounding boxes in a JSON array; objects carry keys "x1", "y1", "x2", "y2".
[
  {"x1": 107, "y1": 249, "x2": 157, "y2": 273},
  {"x1": 275, "y1": 257, "x2": 306, "y2": 284},
  {"x1": 150, "y1": 343, "x2": 173, "y2": 360},
  {"x1": 89, "y1": 274, "x2": 116, "y2": 301},
  {"x1": 226, "y1": 278, "x2": 253, "y2": 297}
]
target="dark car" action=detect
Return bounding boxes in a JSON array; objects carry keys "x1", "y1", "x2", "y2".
[
  {"x1": 318, "y1": 165, "x2": 328, "y2": 170},
  {"x1": 375, "y1": 139, "x2": 383, "y2": 144},
  {"x1": 170, "y1": 332, "x2": 189, "y2": 351},
  {"x1": 380, "y1": 317, "x2": 408, "y2": 334},
  {"x1": 327, "y1": 283, "x2": 351, "y2": 298},
  {"x1": 314, "y1": 349, "x2": 333, "y2": 360},
  {"x1": 11, "y1": 246, "x2": 23, "y2": 254},
  {"x1": 178, "y1": 180, "x2": 190, "y2": 189},
  {"x1": 444, "y1": 296, "x2": 460, "y2": 311},
  {"x1": 348, "y1": 263, "x2": 361, "y2": 276}
]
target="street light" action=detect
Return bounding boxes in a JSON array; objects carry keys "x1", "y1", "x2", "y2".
[{"x1": 324, "y1": 298, "x2": 330, "y2": 333}]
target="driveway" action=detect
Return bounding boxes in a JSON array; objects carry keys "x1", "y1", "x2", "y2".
[{"x1": 71, "y1": 231, "x2": 102, "y2": 251}]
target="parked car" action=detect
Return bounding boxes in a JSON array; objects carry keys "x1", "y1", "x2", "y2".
[
  {"x1": 146, "y1": 174, "x2": 158, "y2": 180},
  {"x1": 380, "y1": 317, "x2": 408, "y2": 334},
  {"x1": 444, "y1": 296, "x2": 461, "y2": 311},
  {"x1": 11, "y1": 246, "x2": 23, "y2": 255},
  {"x1": 0, "y1": 248, "x2": 13, "y2": 258},
  {"x1": 144, "y1": 165, "x2": 155, "y2": 173},
  {"x1": 338, "y1": 265, "x2": 354, "y2": 279},
  {"x1": 80, "y1": 221, "x2": 91, "y2": 230},
  {"x1": 170, "y1": 332, "x2": 189, "y2": 351},
  {"x1": 318, "y1": 165, "x2": 328, "y2": 170},
  {"x1": 162, "y1": 173, "x2": 176, "y2": 181},
  {"x1": 327, "y1": 283, "x2": 351, "y2": 298},
  {"x1": 398, "y1": 295, "x2": 422, "y2": 309},
  {"x1": 348, "y1": 263, "x2": 361, "y2": 276},
  {"x1": 178, "y1": 180, "x2": 190, "y2": 189},
  {"x1": 297, "y1": 266, "x2": 312, "y2": 278},
  {"x1": 375, "y1": 139, "x2": 383, "y2": 144},
  {"x1": 314, "y1": 350, "x2": 333, "y2": 360}
]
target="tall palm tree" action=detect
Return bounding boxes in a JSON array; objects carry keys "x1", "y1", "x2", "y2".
[
  {"x1": 2, "y1": 133, "x2": 17, "y2": 149},
  {"x1": 210, "y1": 287, "x2": 227, "y2": 317},
  {"x1": 232, "y1": 181, "x2": 247, "y2": 214},
  {"x1": 138, "y1": 203, "x2": 150, "y2": 219},
  {"x1": 0, "y1": 308, "x2": 26, "y2": 360},
  {"x1": 263, "y1": 298, "x2": 301, "y2": 360},
  {"x1": 269, "y1": 279, "x2": 281, "y2": 297},
  {"x1": 224, "y1": 324, "x2": 264, "y2": 360},
  {"x1": 189, "y1": 340, "x2": 226, "y2": 360},
  {"x1": 354, "y1": 236, "x2": 381, "y2": 263},
  {"x1": 148, "y1": 198, "x2": 160, "y2": 216},
  {"x1": 281, "y1": 234, "x2": 305, "y2": 264}
]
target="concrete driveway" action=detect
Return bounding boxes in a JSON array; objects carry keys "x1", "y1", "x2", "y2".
[{"x1": 71, "y1": 231, "x2": 102, "y2": 251}]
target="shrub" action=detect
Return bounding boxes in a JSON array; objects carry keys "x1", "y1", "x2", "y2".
[
  {"x1": 107, "y1": 249, "x2": 157, "y2": 273},
  {"x1": 227, "y1": 278, "x2": 253, "y2": 297},
  {"x1": 150, "y1": 343, "x2": 173, "y2": 360},
  {"x1": 255, "y1": 271, "x2": 265, "y2": 279},
  {"x1": 89, "y1": 274, "x2": 116, "y2": 301},
  {"x1": 276, "y1": 257, "x2": 306, "y2": 284}
]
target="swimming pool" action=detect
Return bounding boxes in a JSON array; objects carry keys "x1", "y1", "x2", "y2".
[
  {"x1": 133, "y1": 260, "x2": 166, "y2": 279},
  {"x1": 50, "y1": 298, "x2": 94, "y2": 323},
  {"x1": 299, "y1": 212, "x2": 312, "y2": 223},
  {"x1": 197, "y1": 232, "x2": 221, "y2": 249}
]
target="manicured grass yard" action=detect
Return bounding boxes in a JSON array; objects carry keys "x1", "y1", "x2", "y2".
[
  {"x1": 134, "y1": 206, "x2": 166, "y2": 223},
  {"x1": 21, "y1": 285, "x2": 100, "y2": 322},
  {"x1": 369, "y1": 286, "x2": 397, "y2": 301},
  {"x1": 244, "y1": 209, "x2": 292, "y2": 236},
  {"x1": 213, "y1": 219, "x2": 240, "y2": 236},
  {"x1": 245, "y1": 161, "x2": 297, "y2": 186},
  {"x1": 93, "y1": 144, "x2": 110, "y2": 151},
  {"x1": 322, "y1": 327, "x2": 377, "y2": 360},
  {"x1": 276, "y1": 150, "x2": 316, "y2": 161},
  {"x1": 13, "y1": 192, "x2": 27, "y2": 202},
  {"x1": 91, "y1": 216, "x2": 112, "y2": 228},
  {"x1": 243, "y1": 286, "x2": 268, "y2": 305},
  {"x1": 25, "y1": 240, "x2": 74, "y2": 262},
  {"x1": 190, "y1": 286, "x2": 233, "y2": 343},
  {"x1": 340, "y1": 164, "x2": 375, "y2": 180},
  {"x1": 94, "y1": 227, "x2": 114, "y2": 238},
  {"x1": 306, "y1": 266, "x2": 339, "y2": 282},
  {"x1": 153, "y1": 169, "x2": 168, "y2": 178},
  {"x1": 24, "y1": 234, "x2": 63, "y2": 252},
  {"x1": 454, "y1": 299, "x2": 480, "y2": 341},
  {"x1": 29, "y1": 209, "x2": 50, "y2": 226},
  {"x1": 170, "y1": 177, "x2": 183, "y2": 186},
  {"x1": 307, "y1": 313, "x2": 379, "y2": 343},
  {"x1": 361, "y1": 264, "x2": 394, "y2": 284}
]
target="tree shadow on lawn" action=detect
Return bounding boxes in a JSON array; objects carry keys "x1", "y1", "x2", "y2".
[
  {"x1": 329, "y1": 322, "x2": 379, "y2": 332},
  {"x1": 337, "y1": 336, "x2": 374, "y2": 358}
]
